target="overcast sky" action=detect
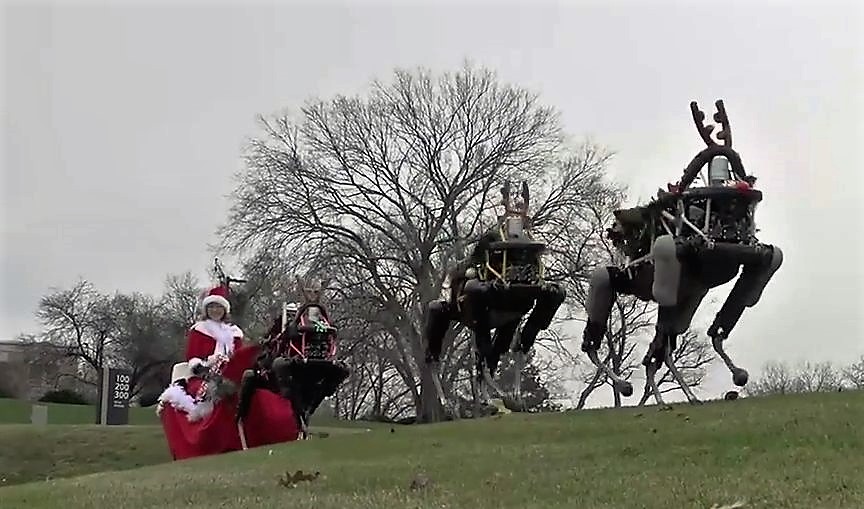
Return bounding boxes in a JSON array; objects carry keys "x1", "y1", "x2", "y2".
[{"x1": 2, "y1": 0, "x2": 862, "y2": 401}]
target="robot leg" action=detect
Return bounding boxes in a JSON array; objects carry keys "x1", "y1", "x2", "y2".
[
  {"x1": 642, "y1": 281, "x2": 707, "y2": 405},
  {"x1": 423, "y1": 299, "x2": 453, "y2": 364},
  {"x1": 708, "y1": 246, "x2": 783, "y2": 386},
  {"x1": 518, "y1": 282, "x2": 566, "y2": 354},
  {"x1": 464, "y1": 280, "x2": 504, "y2": 399},
  {"x1": 490, "y1": 320, "x2": 519, "y2": 376},
  {"x1": 581, "y1": 267, "x2": 617, "y2": 353},
  {"x1": 463, "y1": 279, "x2": 493, "y2": 366},
  {"x1": 643, "y1": 330, "x2": 666, "y2": 406},
  {"x1": 310, "y1": 363, "x2": 351, "y2": 416},
  {"x1": 667, "y1": 288, "x2": 708, "y2": 404},
  {"x1": 271, "y1": 356, "x2": 308, "y2": 437},
  {"x1": 651, "y1": 234, "x2": 681, "y2": 307},
  {"x1": 423, "y1": 299, "x2": 457, "y2": 415},
  {"x1": 643, "y1": 286, "x2": 707, "y2": 366},
  {"x1": 581, "y1": 266, "x2": 634, "y2": 397},
  {"x1": 236, "y1": 368, "x2": 259, "y2": 423},
  {"x1": 488, "y1": 320, "x2": 524, "y2": 407}
]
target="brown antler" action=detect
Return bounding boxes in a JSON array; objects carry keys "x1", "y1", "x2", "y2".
[
  {"x1": 501, "y1": 180, "x2": 512, "y2": 210},
  {"x1": 690, "y1": 100, "x2": 733, "y2": 148},
  {"x1": 713, "y1": 99, "x2": 732, "y2": 147},
  {"x1": 520, "y1": 181, "x2": 530, "y2": 214},
  {"x1": 690, "y1": 101, "x2": 717, "y2": 147}
]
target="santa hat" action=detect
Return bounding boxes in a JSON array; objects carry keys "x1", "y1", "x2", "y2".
[{"x1": 201, "y1": 286, "x2": 230, "y2": 313}]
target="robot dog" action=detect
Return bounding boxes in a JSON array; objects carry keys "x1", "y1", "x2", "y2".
[
  {"x1": 581, "y1": 99, "x2": 783, "y2": 405},
  {"x1": 424, "y1": 181, "x2": 566, "y2": 413}
]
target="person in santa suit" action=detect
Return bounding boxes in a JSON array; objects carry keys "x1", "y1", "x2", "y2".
[
  {"x1": 157, "y1": 286, "x2": 300, "y2": 460},
  {"x1": 185, "y1": 286, "x2": 244, "y2": 362}
]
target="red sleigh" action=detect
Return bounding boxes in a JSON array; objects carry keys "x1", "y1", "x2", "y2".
[{"x1": 157, "y1": 260, "x2": 301, "y2": 460}]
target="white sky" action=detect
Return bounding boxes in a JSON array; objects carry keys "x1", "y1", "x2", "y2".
[{"x1": 2, "y1": 0, "x2": 862, "y2": 401}]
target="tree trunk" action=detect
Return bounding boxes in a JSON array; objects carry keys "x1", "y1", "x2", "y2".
[{"x1": 416, "y1": 364, "x2": 445, "y2": 422}]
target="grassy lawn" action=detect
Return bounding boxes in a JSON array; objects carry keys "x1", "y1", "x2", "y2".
[
  {"x1": 0, "y1": 423, "x2": 374, "y2": 489},
  {"x1": 0, "y1": 397, "x2": 377, "y2": 428},
  {"x1": 0, "y1": 398, "x2": 160, "y2": 425},
  {"x1": 0, "y1": 424, "x2": 170, "y2": 487},
  {"x1": 0, "y1": 391, "x2": 861, "y2": 509}
]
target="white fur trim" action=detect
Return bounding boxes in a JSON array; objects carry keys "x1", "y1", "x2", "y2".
[
  {"x1": 202, "y1": 295, "x2": 230, "y2": 313},
  {"x1": 155, "y1": 384, "x2": 214, "y2": 422},
  {"x1": 192, "y1": 320, "x2": 244, "y2": 356}
]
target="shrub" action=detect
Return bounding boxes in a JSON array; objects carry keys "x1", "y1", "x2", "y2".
[{"x1": 38, "y1": 389, "x2": 89, "y2": 405}]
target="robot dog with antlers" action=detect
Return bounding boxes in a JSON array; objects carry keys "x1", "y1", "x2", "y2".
[
  {"x1": 424, "y1": 181, "x2": 566, "y2": 412},
  {"x1": 238, "y1": 275, "x2": 349, "y2": 438},
  {"x1": 581, "y1": 99, "x2": 783, "y2": 404}
]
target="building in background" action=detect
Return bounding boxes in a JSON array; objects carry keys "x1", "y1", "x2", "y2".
[{"x1": 0, "y1": 340, "x2": 83, "y2": 400}]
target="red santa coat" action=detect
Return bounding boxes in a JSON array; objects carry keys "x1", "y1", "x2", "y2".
[
  {"x1": 158, "y1": 320, "x2": 300, "y2": 460},
  {"x1": 185, "y1": 320, "x2": 244, "y2": 361}
]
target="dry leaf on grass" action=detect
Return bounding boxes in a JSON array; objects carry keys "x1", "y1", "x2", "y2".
[
  {"x1": 710, "y1": 501, "x2": 747, "y2": 509},
  {"x1": 410, "y1": 473, "x2": 431, "y2": 491},
  {"x1": 278, "y1": 470, "x2": 321, "y2": 488}
]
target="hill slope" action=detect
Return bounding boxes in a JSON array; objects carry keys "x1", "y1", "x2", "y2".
[{"x1": 2, "y1": 391, "x2": 862, "y2": 509}]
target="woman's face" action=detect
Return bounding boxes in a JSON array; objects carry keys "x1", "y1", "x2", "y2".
[{"x1": 206, "y1": 303, "x2": 226, "y2": 320}]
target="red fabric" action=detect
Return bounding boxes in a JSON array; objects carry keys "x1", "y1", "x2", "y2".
[
  {"x1": 161, "y1": 327, "x2": 300, "y2": 461},
  {"x1": 220, "y1": 344, "x2": 259, "y2": 383},
  {"x1": 160, "y1": 386, "x2": 300, "y2": 461},
  {"x1": 240, "y1": 390, "x2": 300, "y2": 447},
  {"x1": 185, "y1": 327, "x2": 243, "y2": 361}
]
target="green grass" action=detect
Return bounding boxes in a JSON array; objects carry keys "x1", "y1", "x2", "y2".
[
  {"x1": 0, "y1": 423, "x2": 374, "y2": 489},
  {"x1": 0, "y1": 424, "x2": 170, "y2": 486},
  {"x1": 1, "y1": 391, "x2": 863, "y2": 509},
  {"x1": 0, "y1": 397, "x2": 371, "y2": 428},
  {"x1": 0, "y1": 398, "x2": 160, "y2": 425}
]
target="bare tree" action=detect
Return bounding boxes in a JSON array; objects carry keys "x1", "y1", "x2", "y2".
[
  {"x1": 796, "y1": 361, "x2": 844, "y2": 393},
  {"x1": 746, "y1": 360, "x2": 844, "y2": 396},
  {"x1": 111, "y1": 292, "x2": 184, "y2": 397},
  {"x1": 843, "y1": 356, "x2": 864, "y2": 389},
  {"x1": 160, "y1": 271, "x2": 203, "y2": 334},
  {"x1": 29, "y1": 275, "x2": 202, "y2": 400},
  {"x1": 220, "y1": 63, "x2": 618, "y2": 421},
  {"x1": 32, "y1": 280, "x2": 122, "y2": 387}
]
